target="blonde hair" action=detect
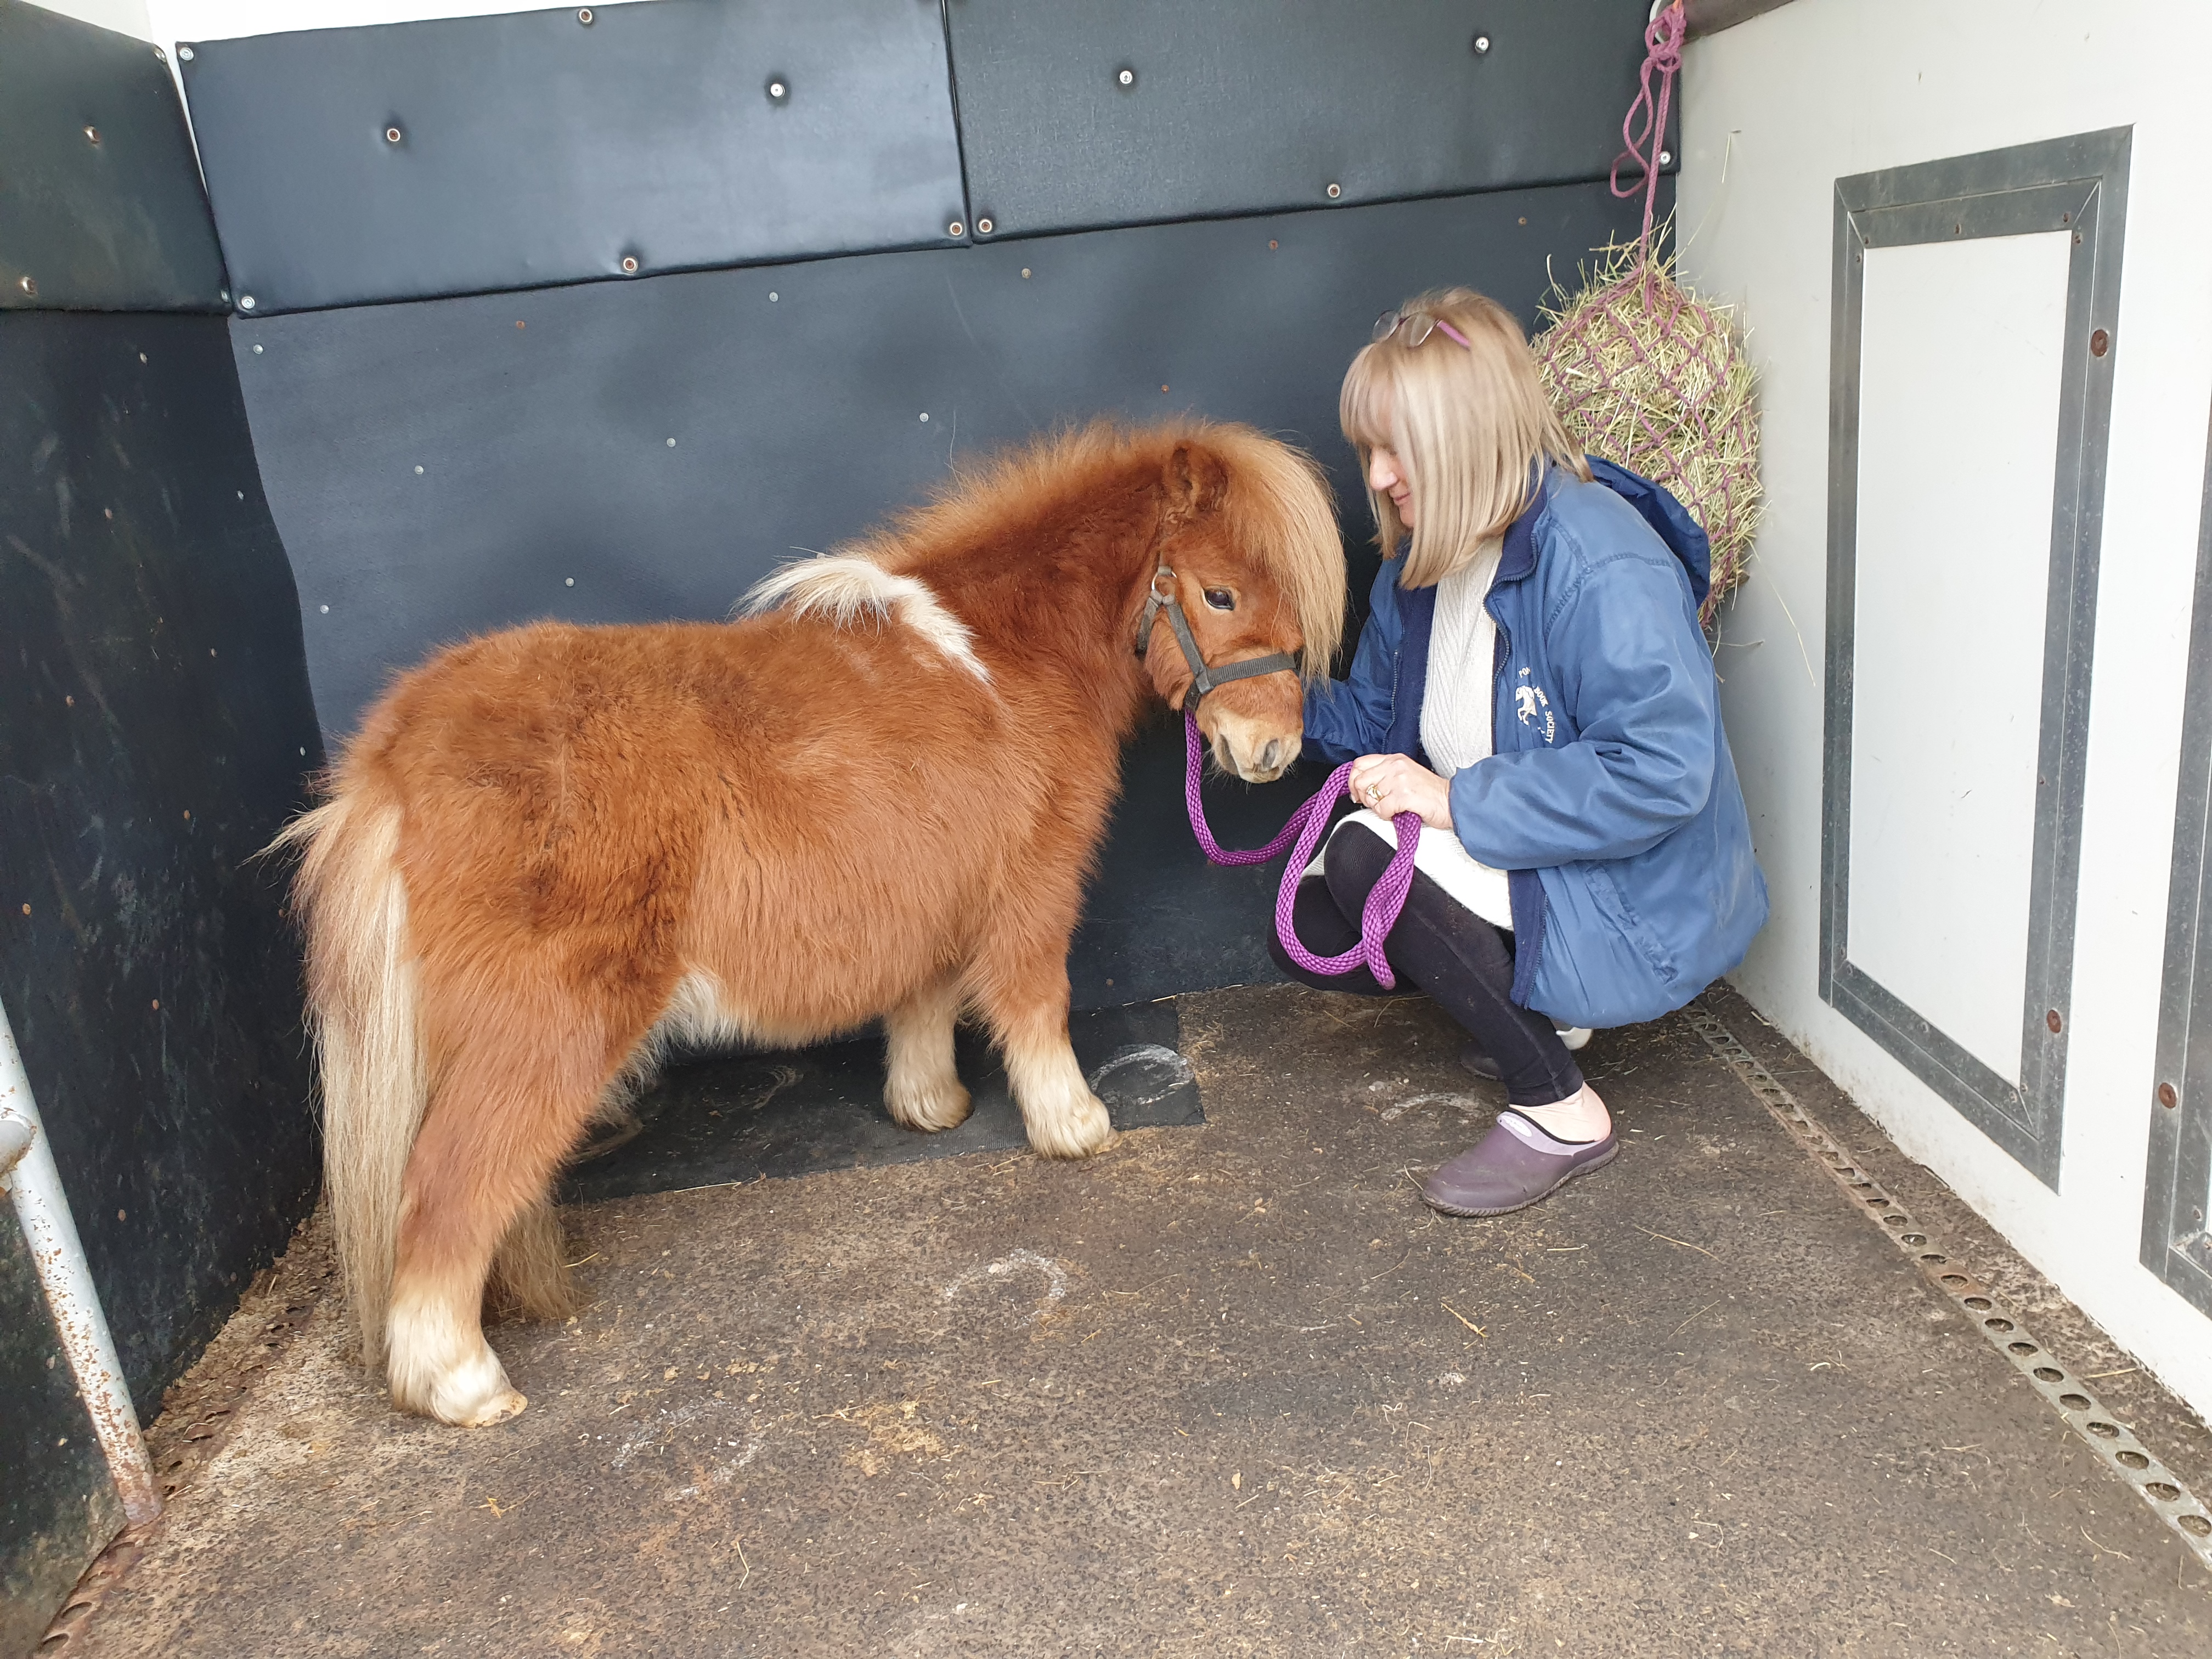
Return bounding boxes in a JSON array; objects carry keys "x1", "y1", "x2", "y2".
[{"x1": 1339, "y1": 287, "x2": 1591, "y2": 587}]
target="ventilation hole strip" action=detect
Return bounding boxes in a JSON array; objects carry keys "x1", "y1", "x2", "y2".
[{"x1": 1688, "y1": 1010, "x2": 2212, "y2": 1567}]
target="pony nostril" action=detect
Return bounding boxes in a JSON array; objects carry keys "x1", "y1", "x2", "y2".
[{"x1": 1259, "y1": 739, "x2": 1282, "y2": 772}]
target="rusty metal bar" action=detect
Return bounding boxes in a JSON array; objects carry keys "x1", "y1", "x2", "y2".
[{"x1": 0, "y1": 998, "x2": 163, "y2": 1527}]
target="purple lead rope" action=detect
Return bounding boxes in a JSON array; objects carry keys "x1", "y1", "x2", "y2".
[{"x1": 1181, "y1": 710, "x2": 1422, "y2": 989}]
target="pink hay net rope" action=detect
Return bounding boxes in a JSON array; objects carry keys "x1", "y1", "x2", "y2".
[
  {"x1": 1610, "y1": 0, "x2": 1686, "y2": 299},
  {"x1": 1181, "y1": 710, "x2": 1423, "y2": 989}
]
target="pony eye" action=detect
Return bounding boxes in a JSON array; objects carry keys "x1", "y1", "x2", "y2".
[{"x1": 1202, "y1": 588, "x2": 1236, "y2": 612}]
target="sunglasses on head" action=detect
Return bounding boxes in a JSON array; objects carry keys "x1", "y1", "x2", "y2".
[{"x1": 1371, "y1": 308, "x2": 1474, "y2": 351}]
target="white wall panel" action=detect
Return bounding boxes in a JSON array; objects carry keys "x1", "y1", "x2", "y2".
[
  {"x1": 1847, "y1": 232, "x2": 2069, "y2": 1084},
  {"x1": 1680, "y1": 0, "x2": 2212, "y2": 1418}
]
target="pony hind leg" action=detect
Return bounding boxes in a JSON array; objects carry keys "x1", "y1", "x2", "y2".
[
  {"x1": 883, "y1": 973, "x2": 971, "y2": 1132},
  {"x1": 386, "y1": 986, "x2": 635, "y2": 1426}
]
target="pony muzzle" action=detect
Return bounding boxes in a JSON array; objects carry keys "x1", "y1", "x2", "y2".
[{"x1": 1202, "y1": 706, "x2": 1301, "y2": 783}]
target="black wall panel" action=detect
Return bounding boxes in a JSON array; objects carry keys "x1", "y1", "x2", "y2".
[
  {"x1": 0, "y1": 312, "x2": 324, "y2": 1416},
  {"x1": 231, "y1": 180, "x2": 1657, "y2": 1004},
  {"x1": 1, "y1": 1214, "x2": 122, "y2": 1659},
  {"x1": 178, "y1": 0, "x2": 968, "y2": 316},
  {"x1": 947, "y1": 0, "x2": 1671, "y2": 238},
  {"x1": 0, "y1": 0, "x2": 229, "y2": 313}
]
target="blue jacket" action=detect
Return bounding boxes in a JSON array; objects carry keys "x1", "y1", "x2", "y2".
[{"x1": 1304, "y1": 459, "x2": 1767, "y2": 1029}]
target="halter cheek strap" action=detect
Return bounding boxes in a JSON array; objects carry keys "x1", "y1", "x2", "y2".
[{"x1": 1136, "y1": 564, "x2": 1299, "y2": 707}]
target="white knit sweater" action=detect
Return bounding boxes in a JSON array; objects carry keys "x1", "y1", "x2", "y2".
[{"x1": 1324, "y1": 540, "x2": 1515, "y2": 928}]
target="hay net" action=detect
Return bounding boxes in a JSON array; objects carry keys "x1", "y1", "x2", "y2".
[
  {"x1": 1531, "y1": 229, "x2": 1760, "y2": 626},
  {"x1": 1530, "y1": 0, "x2": 1760, "y2": 628}
]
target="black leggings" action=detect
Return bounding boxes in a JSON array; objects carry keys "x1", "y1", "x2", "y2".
[{"x1": 1266, "y1": 819, "x2": 1584, "y2": 1107}]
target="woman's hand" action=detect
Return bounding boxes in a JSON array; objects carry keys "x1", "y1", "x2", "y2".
[{"x1": 1347, "y1": 753, "x2": 1453, "y2": 831}]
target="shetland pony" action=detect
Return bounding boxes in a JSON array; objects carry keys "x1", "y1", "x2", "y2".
[{"x1": 278, "y1": 419, "x2": 1345, "y2": 1425}]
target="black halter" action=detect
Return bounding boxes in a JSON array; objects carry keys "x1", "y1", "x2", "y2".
[{"x1": 1135, "y1": 565, "x2": 1299, "y2": 707}]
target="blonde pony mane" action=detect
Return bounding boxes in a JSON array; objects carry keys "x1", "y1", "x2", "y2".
[{"x1": 832, "y1": 417, "x2": 1347, "y2": 679}]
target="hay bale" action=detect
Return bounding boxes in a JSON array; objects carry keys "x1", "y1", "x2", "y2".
[{"x1": 1532, "y1": 232, "x2": 1761, "y2": 625}]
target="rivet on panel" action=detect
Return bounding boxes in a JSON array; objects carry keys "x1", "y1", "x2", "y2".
[
  {"x1": 1020, "y1": 268, "x2": 1031, "y2": 279},
  {"x1": 919, "y1": 413, "x2": 929, "y2": 422},
  {"x1": 178, "y1": 45, "x2": 194, "y2": 60},
  {"x1": 1472, "y1": 33, "x2": 1491, "y2": 54},
  {"x1": 85, "y1": 126, "x2": 101, "y2": 145},
  {"x1": 976, "y1": 217, "x2": 994, "y2": 235},
  {"x1": 947, "y1": 221, "x2": 964, "y2": 238},
  {"x1": 665, "y1": 437, "x2": 676, "y2": 447},
  {"x1": 769, "y1": 291, "x2": 778, "y2": 301},
  {"x1": 2159, "y1": 1082, "x2": 2179, "y2": 1109},
  {"x1": 578, "y1": 6, "x2": 594, "y2": 20},
  {"x1": 386, "y1": 127, "x2": 402, "y2": 144},
  {"x1": 1658, "y1": 149, "x2": 1673, "y2": 166},
  {"x1": 621, "y1": 256, "x2": 639, "y2": 273},
  {"x1": 18, "y1": 276, "x2": 35, "y2": 297},
  {"x1": 766, "y1": 76, "x2": 788, "y2": 101},
  {"x1": 2090, "y1": 329, "x2": 2110, "y2": 358},
  {"x1": 2046, "y1": 1008, "x2": 2062, "y2": 1034},
  {"x1": 251, "y1": 343, "x2": 263, "y2": 354},
  {"x1": 1325, "y1": 183, "x2": 1341, "y2": 199},
  {"x1": 154, "y1": 45, "x2": 166, "y2": 61},
  {"x1": 1117, "y1": 67, "x2": 1136, "y2": 87},
  {"x1": 240, "y1": 295, "x2": 256, "y2": 309},
  {"x1": 414, "y1": 465, "x2": 425, "y2": 475}
]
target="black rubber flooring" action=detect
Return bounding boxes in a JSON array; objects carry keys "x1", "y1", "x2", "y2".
[{"x1": 79, "y1": 985, "x2": 2212, "y2": 1657}]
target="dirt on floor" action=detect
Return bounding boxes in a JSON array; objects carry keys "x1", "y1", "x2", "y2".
[{"x1": 61, "y1": 985, "x2": 2212, "y2": 1658}]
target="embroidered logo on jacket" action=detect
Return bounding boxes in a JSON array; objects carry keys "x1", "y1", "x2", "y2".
[{"x1": 1514, "y1": 670, "x2": 1557, "y2": 744}]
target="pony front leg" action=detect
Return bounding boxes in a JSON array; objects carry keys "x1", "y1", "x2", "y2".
[
  {"x1": 1003, "y1": 1014, "x2": 1113, "y2": 1158},
  {"x1": 975, "y1": 960, "x2": 1113, "y2": 1158},
  {"x1": 884, "y1": 974, "x2": 972, "y2": 1132}
]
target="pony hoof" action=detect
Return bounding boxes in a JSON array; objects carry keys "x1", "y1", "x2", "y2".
[
  {"x1": 887, "y1": 1079, "x2": 973, "y2": 1133},
  {"x1": 457, "y1": 1389, "x2": 528, "y2": 1428},
  {"x1": 1027, "y1": 1093, "x2": 1114, "y2": 1159}
]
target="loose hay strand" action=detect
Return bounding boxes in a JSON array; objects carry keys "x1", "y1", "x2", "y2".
[{"x1": 1531, "y1": 223, "x2": 1763, "y2": 626}]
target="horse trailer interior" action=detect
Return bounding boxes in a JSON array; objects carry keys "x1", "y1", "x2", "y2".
[{"x1": 4, "y1": 0, "x2": 2211, "y2": 1652}]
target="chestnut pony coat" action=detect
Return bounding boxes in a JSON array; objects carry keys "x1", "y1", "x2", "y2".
[{"x1": 279, "y1": 419, "x2": 1344, "y2": 1425}]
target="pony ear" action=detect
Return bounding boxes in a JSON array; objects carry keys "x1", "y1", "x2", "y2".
[{"x1": 1165, "y1": 442, "x2": 1230, "y2": 517}]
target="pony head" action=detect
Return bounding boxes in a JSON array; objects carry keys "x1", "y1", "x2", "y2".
[{"x1": 1142, "y1": 427, "x2": 1346, "y2": 783}]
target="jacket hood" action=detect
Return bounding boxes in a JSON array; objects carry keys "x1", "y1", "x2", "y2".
[{"x1": 1491, "y1": 459, "x2": 1713, "y2": 609}]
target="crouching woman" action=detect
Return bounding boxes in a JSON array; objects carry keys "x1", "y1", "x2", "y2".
[{"x1": 1282, "y1": 287, "x2": 1767, "y2": 1217}]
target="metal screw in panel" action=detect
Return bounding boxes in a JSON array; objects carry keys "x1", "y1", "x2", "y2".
[
  {"x1": 2091, "y1": 328, "x2": 2111, "y2": 357},
  {"x1": 767, "y1": 77, "x2": 788, "y2": 101},
  {"x1": 17, "y1": 275, "x2": 33, "y2": 297},
  {"x1": 178, "y1": 45, "x2": 193, "y2": 60},
  {"x1": 154, "y1": 46, "x2": 166, "y2": 61},
  {"x1": 621, "y1": 256, "x2": 638, "y2": 273},
  {"x1": 239, "y1": 295, "x2": 256, "y2": 309},
  {"x1": 1118, "y1": 67, "x2": 1135, "y2": 87},
  {"x1": 85, "y1": 126, "x2": 101, "y2": 145},
  {"x1": 947, "y1": 221, "x2": 964, "y2": 238},
  {"x1": 1325, "y1": 183, "x2": 1342, "y2": 199},
  {"x1": 2159, "y1": 1082, "x2": 2179, "y2": 1109},
  {"x1": 386, "y1": 126, "x2": 402, "y2": 143},
  {"x1": 2046, "y1": 1008, "x2": 2063, "y2": 1034},
  {"x1": 1472, "y1": 33, "x2": 1491, "y2": 53},
  {"x1": 578, "y1": 6, "x2": 593, "y2": 20},
  {"x1": 251, "y1": 343, "x2": 263, "y2": 353},
  {"x1": 1658, "y1": 149, "x2": 1673, "y2": 165},
  {"x1": 976, "y1": 217, "x2": 994, "y2": 235}
]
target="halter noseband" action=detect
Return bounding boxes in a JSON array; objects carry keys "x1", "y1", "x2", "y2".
[{"x1": 1135, "y1": 565, "x2": 1299, "y2": 707}]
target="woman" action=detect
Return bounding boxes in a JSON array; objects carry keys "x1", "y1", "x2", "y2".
[{"x1": 1278, "y1": 287, "x2": 1767, "y2": 1217}]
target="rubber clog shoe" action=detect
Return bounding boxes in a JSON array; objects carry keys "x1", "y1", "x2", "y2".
[{"x1": 1420, "y1": 1110, "x2": 1618, "y2": 1217}]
